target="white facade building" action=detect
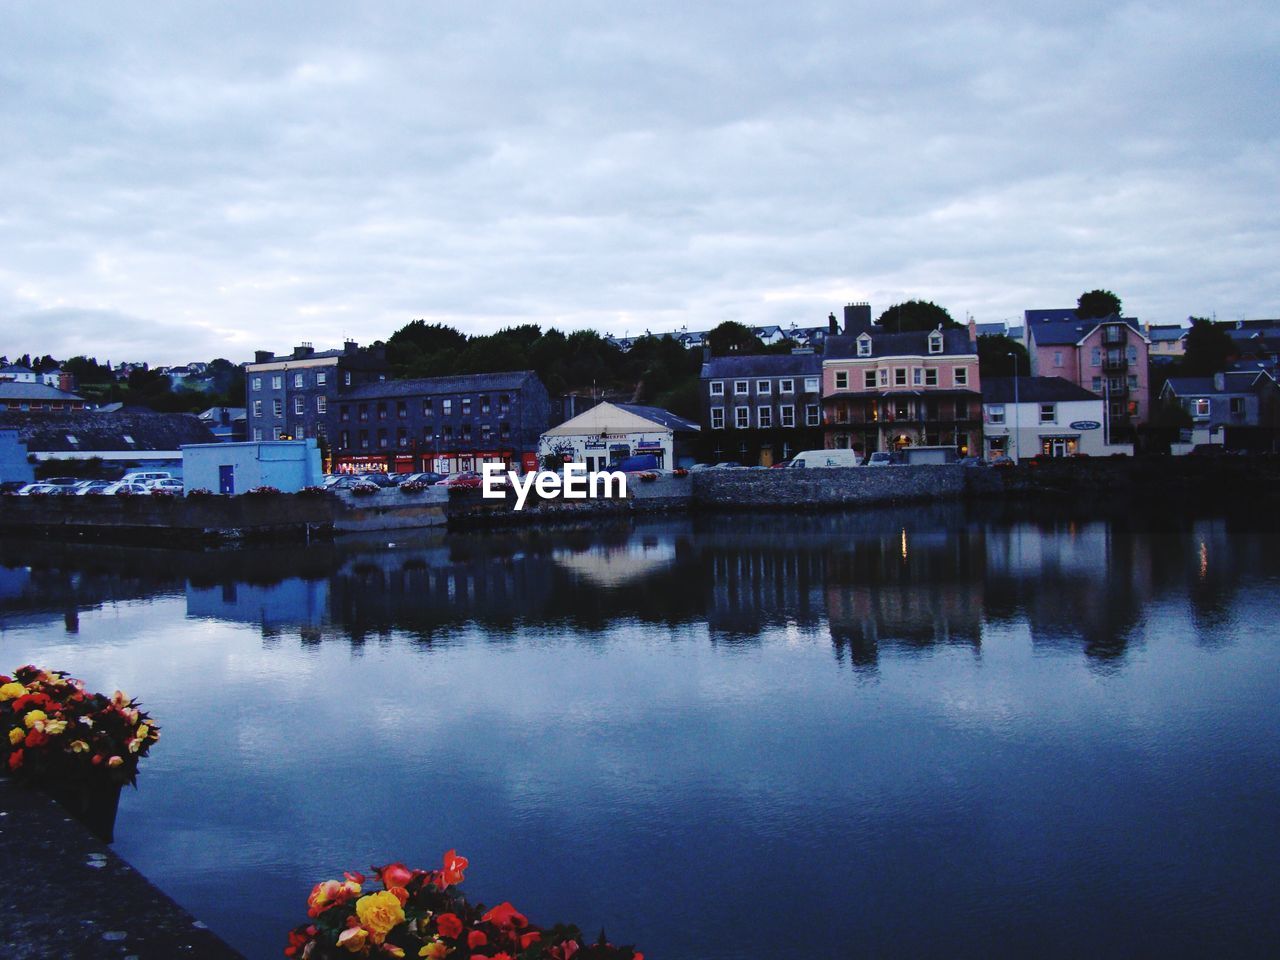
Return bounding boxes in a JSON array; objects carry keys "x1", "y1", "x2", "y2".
[
  {"x1": 538, "y1": 401, "x2": 700, "y2": 471},
  {"x1": 982, "y1": 377, "x2": 1133, "y2": 460}
]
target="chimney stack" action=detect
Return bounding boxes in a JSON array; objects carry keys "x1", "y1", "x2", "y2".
[
  {"x1": 843, "y1": 302, "x2": 872, "y2": 335},
  {"x1": 254, "y1": 350, "x2": 274, "y2": 363}
]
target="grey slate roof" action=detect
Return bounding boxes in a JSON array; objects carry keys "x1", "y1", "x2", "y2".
[
  {"x1": 614, "y1": 403, "x2": 701, "y2": 433},
  {"x1": 700, "y1": 353, "x2": 823, "y2": 379},
  {"x1": 1146, "y1": 324, "x2": 1188, "y2": 342},
  {"x1": 0, "y1": 382, "x2": 86, "y2": 402},
  {"x1": 341, "y1": 370, "x2": 540, "y2": 401},
  {"x1": 824, "y1": 328, "x2": 976, "y2": 360},
  {"x1": 1162, "y1": 373, "x2": 1268, "y2": 396},
  {"x1": 981, "y1": 377, "x2": 1101, "y2": 404},
  {"x1": 1026, "y1": 315, "x2": 1144, "y2": 346},
  {"x1": 0, "y1": 411, "x2": 216, "y2": 452}
]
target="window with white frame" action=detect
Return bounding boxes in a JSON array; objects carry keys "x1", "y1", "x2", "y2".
[
  {"x1": 864, "y1": 370, "x2": 876, "y2": 388},
  {"x1": 758, "y1": 406, "x2": 773, "y2": 428},
  {"x1": 1091, "y1": 347, "x2": 1102, "y2": 366},
  {"x1": 1192, "y1": 398, "x2": 1211, "y2": 419},
  {"x1": 779, "y1": 379, "x2": 794, "y2": 394},
  {"x1": 856, "y1": 335, "x2": 872, "y2": 357},
  {"x1": 710, "y1": 381, "x2": 724, "y2": 396},
  {"x1": 253, "y1": 428, "x2": 263, "y2": 441},
  {"x1": 878, "y1": 369, "x2": 889, "y2": 386},
  {"x1": 895, "y1": 368, "x2": 907, "y2": 386},
  {"x1": 955, "y1": 367, "x2": 969, "y2": 386},
  {"x1": 757, "y1": 380, "x2": 771, "y2": 395},
  {"x1": 294, "y1": 396, "x2": 304, "y2": 415},
  {"x1": 294, "y1": 373, "x2": 304, "y2": 387},
  {"x1": 928, "y1": 332, "x2": 943, "y2": 354},
  {"x1": 735, "y1": 407, "x2": 750, "y2": 429},
  {"x1": 317, "y1": 371, "x2": 327, "y2": 386},
  {"x1": 835, "y1": 371, "x2": 849, "y2": 389},
  {"x1": 734, "y1": 380, "x2": 749, "y2": 395},
  {"x1": 253, "y1": 399, "x2": 262, "y2": 417},
  {"x1": 271, "y1": 375, "x2": 282, "y2": 390},
  {"x1": 344, "y1": 371, "x2": 352, "y2": 386},
  {"x1": 252, "y1": 377, "x2": 262, "y2": 391},
  {"x1": 1053, "y1": 351, "x2": 1063, "y2": 367},
  {"x1": 442, "y1": 399, "x2": 452, "y2": 415},
  {"x1": 988, "y1": 404, "x2": 1006, "y2": 424},
  {"x1": 804, "y1": 377, "x2": 819, "y2": 392},
  {"x1": 711, "y1": 407, "x2": 725, "y2": 429},
  {"x1": 925, "y1": 369, "x2": 938, "y2": 387},
  {"x1": 805, "y1": 404, "x2": 819, "y2": 426},
  {"x1": 913, "y1": 368, "x2": 922, "y2": 386},
  {"x1": 317, "y1": 396, "x2": 327, "y2": 414},
  {"x1": 780, "y1": 405, "x2": 795, "y2": 427},
  {"x1": 272, "y1": 399, "x2": 283, "y2": 417},
  {"x1": 273, "y1": 426, "x2": 283, "y2": 440},
  {"x1": 1039, "y1": 403, "x2": 1056, "y2": 424}
]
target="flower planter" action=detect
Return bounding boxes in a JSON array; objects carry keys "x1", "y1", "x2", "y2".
[{"x1": 38, "y1": 775, "x2": 124, "y2": 843}]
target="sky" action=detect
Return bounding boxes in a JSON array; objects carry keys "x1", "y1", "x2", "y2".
[{"x1": 1, "y1": 1, "x2": 1277, "y2": 366}]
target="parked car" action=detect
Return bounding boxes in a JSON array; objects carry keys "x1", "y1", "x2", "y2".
[
  {"x1": 120, "y1": 471, "x2": 173, "y2": 484},
  {"x1": 434, "y1": 472, "x2": 484, "y2": 489},
  {"x1": 147, "y1": 478, "x2": 185, "y2": 492},
  {"x1": 865, "y1": 452, "x2": 894, "y2": 467},
  {"x1": 325, "y1": 475, "x2": 380, "y2": 491},
  {"x1": 16, "y1": 482, "x2": 62, "y2": 495},
  {"x1": 42, "y1": 477, "x2": 86, "y2": 491},
  {"x1": 956, "y1": 456, "x2": 986, "y2": 468},
  {"x1": 102, "y1": 481, "x2": 152, "y2": 495},
  {"x1": 357, "y1": 472, "x2": 400, "y2": 488},
  {"x1": 400, "y1": 472, "x2": 446, "y2": 486},
  {"x1": 789, "y1": 449, "x2": 862, "y2": 469},
  {"x1": 75, "y1": 480, "x2": 115, "y2": 496},
  {"x1": 711, "y1": 462, "x2": 745, "y2": 470}
]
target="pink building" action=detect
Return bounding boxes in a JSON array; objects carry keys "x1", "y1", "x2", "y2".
[{"x1": 1024, "y1": 309, "x2": 1151, "y2": 436}]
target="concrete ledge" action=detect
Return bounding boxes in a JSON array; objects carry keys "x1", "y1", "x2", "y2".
[{"x1": 0, "y1": 778, "x2": 244, "y2": 959}]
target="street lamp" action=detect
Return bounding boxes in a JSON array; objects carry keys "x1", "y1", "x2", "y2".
[{"x1": 1008, "y1": 352, "x2": 1020, "y2": 462}]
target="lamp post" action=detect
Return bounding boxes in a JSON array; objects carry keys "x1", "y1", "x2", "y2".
[{"x1": 1008, "y1": 352, "x2": 1020, "y2": 462}]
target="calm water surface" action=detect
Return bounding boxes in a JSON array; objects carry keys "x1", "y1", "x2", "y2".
[{"x1": 1, "y1": 504, "x2": 1278, "y2": 959}]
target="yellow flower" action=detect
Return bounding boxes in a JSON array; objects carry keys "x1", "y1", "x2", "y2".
[
  {"x1": 355, "y1": 890, "x2": 405, "y2": 944},
  {"x1": 23, "y1": 710, "x2": 47, "y2": 729},
  {"x1": 137, "y1": 724, "x2": 150, "y2": 740},
  {"x1": 419, "y1": 941, "x2": 448, "y2": 959},
  {"x1": 0, "y1": 682, "x2": 25, "y2": 701},
  {"x1": 7, "y1": 727, "x2": 22, "y2": 746},
  {"x1": 69, "y1": 740, "x2": 90, "y2": 753},
  {"x1": 43, "y1": 719, "x2": 67, "y2": 735},
  {"x1": 107, "y1": 755, "x2": 124, "y2": 767},
  {"x1": 337, "y1": 926, "x2": 368, "y2": 953}
]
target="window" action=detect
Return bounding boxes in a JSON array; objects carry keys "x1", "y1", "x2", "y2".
[
  {"x1": 758, "y1": 406, "x2": 773, "y2": 428},
  {"x1": 1127, "y1": 345, "x2": 1138, "y2": 363},
  {"x1": 253, "y1": 400, "x2": 262, "y2": 417},
  {"x1": 344, "y1": 371, "x2": 352, "y2": 386},
  {"x1": 423, "y1": 399, "x2": 433, "y2": 416},
  {"x1": 1092, "y1": 377, "x2": 1103, "y2": 392},
  {"x1": 273, "y1": 426, "x2": 283, "y2": 440},
  {"x1": 339, "y1": 430, "x2": 349, "y2": 448},
  {"x1": 804, "y1": 377, "x2": 819, "y2": 392},
  {"x1": 711, "y1": 408, "x2": 725, "y2": 429},
  {"x1": 317, "y1": 371, "x2": 327, "y2": 386},
  {"x1": 358, "y1": 404, "x2": 368, "y2": 422},
  {"x1": 913, "y1": 368, "x2": 922, "y2": 386},
  {"x1": 360, "y1": 430, "x2": 369, "y2": 448},
  {"x1": 252, "y1": 377, "x2": 262, "y2": 391},
  {"x1": 294, "y1": 396, "x2": 304, "y2": 415},
  {"x1": 928, "y1": 332, "x2": 943, "y2": 355},
  {"x1": 779, "y1": 379, "x2": 794, "y2": 394},
  {"x1": 462, "y1": 424, "x2": 472, "y2": 440},
  {"x1": 805, "y1": 404, "x2": 819, "y2": 426},
  {"x1": 925, "y1": 369, "x2": 938, "y2": 387},
  {"x1": 481, "y1": 396, "x2": 491, "y2": 414},
  {"x1": 1192, "y1": 399, "x2": 1211, "y2": 419},
  {"x1": 1053, "y1": 351, "x2": 1064, "y2": 367},
  {"x1": 294, "y1": 373, "x2": 304, "y2": 388},
  {"x1": 864, "y1": 370, "x2": 877, "y2": 388},
  {"x1": 499, "y1": 394, "x2": 510, "y2": 413},
  {"x1": 1128, "y1": 375, "x2": 1139, "y2": 390},
  {"x1": 757, "y1": 380, "x2": 771, "y2": 395},
  {"x1": 397, "y1": 401, "x2": 407, "y2": 419},
  {"x1": 895, "y1": 368, "x2": 907, "y2": 386},
  {"x1": 315, "y1": 423, "x2": 326, "y2": 437},
  {"x1": 835, "y1": 371, "x2": 849, "y2": 389},
  {"x1": 378, "y1": 430, "x2": 388, "y2": 449},
  {"x1": 1039, "y1": 403, "x2": 1056, "y2": 424},
  {"x1": 988, "y1": 404, "x2": 1006, "y2": 425},
  {"x1": 397, "y1": 429, "x2": 408, "y2": 448},
  {"x1": 462, "y1": 398, "x2": 472, "y2": 415},
  {"x1": 442, "y1": 399, "x2": 452, "y2": 415},
  {"x1": 878, "y1": 369, "x2": 889, "y2": 386},
  {"x1": 253, "y1": 428, "x2": 263, "y2": 441},
  {"x1": 954, "y1": 367, "x2": 969, "y2": 386},
  {"x1": 780, "y1": 405, "x2": 795, "y2": 428},
  {"x1": 1230, "y1": 397, "x2": 1246, "y2": 415},
  {"x1": 734, "y1": 380, "x2": 749, "y2": 395},
  {"x1": 317, "y1": 396, "x2": 327, "y2": 414},
  {"x1": 481, "y1": 424, "x2": 492, "y2": 442},
  {"x1": 499, "y1": 421, "x2": 511, "y2": 439},
  {"x1": 856, "y1": 335, "x2": 872, "y2": 357},
  {"x1": 272, "y1": 399, "x2": 283, "y2": 418},
  {"x1": 1091, "y1": 347, "x2": 1102, "y2": 367},
  {"x1": 443, "y1": 425, "x2": 453, "y2": 439},
  {"x1": 272, "y1": 376, "x2": 282, "y2": 390},
  {"x1": 710, "y1": 381, "x2": 724, "y2": 396},
  {"x1": 735, "y1": 407, "x2": 750, "y2": 429}
]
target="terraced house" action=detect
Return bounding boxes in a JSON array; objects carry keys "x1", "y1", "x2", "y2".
[
  {"x1": 821, "y1": 320, "x2": 982, "y2": 458},
  {"x1": 699, "y1": 352, "x2": 824, "y2": 465}
]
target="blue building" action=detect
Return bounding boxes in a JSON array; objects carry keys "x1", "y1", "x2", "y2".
[{"x1": 181, "y1": 439, "x2": 324, "y2": 494}]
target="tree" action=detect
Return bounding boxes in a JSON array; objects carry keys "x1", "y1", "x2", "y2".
[
  {"x1": 977, "y1": 335, "x2": 1030, "y2": 379},
  {"x1": 875, "y1": 300, "x2": 959, "y2": 333},
  {"x1": 707, "y1": 321, "x2": 763, "y2": 356},
  {"x1": 1077, "y1": 289, "x2": 1122, "y2": 319},
  {"x1": 1180, "y1": 318, "x2": 1234, "y2": 376}
]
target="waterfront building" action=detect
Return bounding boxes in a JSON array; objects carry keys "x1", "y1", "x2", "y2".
[
  {"x1": 981, "y1": 376, "x2": 1132, "y2": 460},
  {"x1": 700, "y1": 352, "x2": 824, "y2": 465},
  {"x1": 332, "y1": 370, "x2": 550, "y2": 475},
  {"x1": 244, "y1": 341, "x2": 391, "y2": 445},
  {"x1": 0, "y1": 411, "x2": 215, "y2": 474},
  {"x1": 1024, "y1": 308, "x2": 1151, "y2": 435},
  {"x1": 182, "y1": 438, "x2": 324, "y2": 494},
  {"x1": 1159, "y1": 371, "x2": 1280, "y2": 452},
  {"x1": 0, "y1": 382, "x2": 87, "y2": 413},
  {"x1": 821, "y1": 315, "x2": 982, "y2": 458},
  {"x1": 538, "y1": 401, "x2": 700, "y2": 471}
]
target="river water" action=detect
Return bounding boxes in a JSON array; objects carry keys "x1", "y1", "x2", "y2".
[{"x1": 1, "y1": 504, "x2": 1278, "y2": 958}]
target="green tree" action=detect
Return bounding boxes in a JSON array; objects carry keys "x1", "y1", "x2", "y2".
[
  {"x1": 875, "y1": 300, "x2": 959, "y2": 333},
  {"x1": 1180, "y1": 318, "x2": 1234, "y2": 376},
  {"x1": 707, "y1": 321, "x2": 763, "y2": 356},
  {"x1": 1077, "y1": 289, "x2": 1122, "y2": 319},
  {"x1": 977, "y1": 334, "x2": 1030, "y2": 379}
]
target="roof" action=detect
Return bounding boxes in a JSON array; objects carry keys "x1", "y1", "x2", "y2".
[
  {"x1": 700, "y1": 353, "x2": 823, "y2": 379},
  {"x1": 975, "y1": 322, "x2": 1008, "y2": 337},
  {"x1": 1146, "y1": 324, "x2": 1188, "y2": 342},
  {"x1": 1026, "y1": 315, "x2": 1145, "y2": 346},
  {"x1": 0, "y1": 365, "x2": 35, "y2": 375},
  {"x1": 0, "y1": 382, "x2": 86, "y2": 402},
  {"x1": 824, "y1": 328, "x2": 976, "y2": 360},
  {"x1": 341, "y1": 370, "x2": 540, "y2": 401},
  {"x1": 542, "y1": 401, "x2": 699, "y2": 437},
  {"x1": 1162, "y1": 372, "x2": 1270, "y2": 397},
  {"x1": 0, "y1": 411, "x2": 216, "y2": 452},
  {"x1": 981, "y1": 377, "x2": 1101, "y2": 404}
]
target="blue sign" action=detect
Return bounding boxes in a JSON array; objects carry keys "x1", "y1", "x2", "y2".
[{"x1": 1070, "y1": 420, "x2": 1101, "y2": 430}]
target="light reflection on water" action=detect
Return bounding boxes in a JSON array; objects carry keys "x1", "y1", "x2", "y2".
[{"x1": 1, "y1": 503, "x2": 1279, "y2": 959}]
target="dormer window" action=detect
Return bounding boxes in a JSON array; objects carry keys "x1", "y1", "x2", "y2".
[
  {"x1": 928, "y1": 330, "x2": 944, "y2": 354},
  {"x1": 856, "y1": 333, "x2": 872, "y2": 357}
]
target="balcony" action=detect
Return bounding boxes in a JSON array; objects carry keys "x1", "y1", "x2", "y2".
[{"x1": 1103, "y1": 354, "x2": 1128, "y2": 372}]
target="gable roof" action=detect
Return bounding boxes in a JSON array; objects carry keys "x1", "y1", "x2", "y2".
[
  {"x1": 1146, "y1": 324, "x2": 1188, "y2": 342},
  {"x1": 700, "y1": 353, "x2": 823, "y2": 379},
  {"x1": 0, "y1": 382, "x2": 86, "y2": 402},
  {"x1": 542, "y1": 401, "x2": 699, "y2": 437},
  {"x1": 614, "y1": 403, "x2": 700, "y2": 433},
  {"x1": 341, "y1": 370, "x2": 541, "y2": 401},
  {"x1": 1026, "y1": 314, "x2": 1146, "y2": 347},
  {"x1": 824, "y1": 328, "x2": 975, "y2": 360},
  {"x1": 1162, "y1": 372, "x2": 1271, "y2": 397},
  {"x1": 981, "y1": 377, "x2": 1101, "y2": 404},
  {"x1": 0, "y1": 411, "x2": 216, "y2": 452}
]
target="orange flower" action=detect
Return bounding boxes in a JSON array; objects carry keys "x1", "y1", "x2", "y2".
[
  {"x1": 480, "y1": 902, "x2": 527, "y2": 930},
  {"x1": 435, "y1": 849, "x2": 468, "y2": 889},
  {"x1": 308, "y1": 878, "x2": 362, "y2": 918}
]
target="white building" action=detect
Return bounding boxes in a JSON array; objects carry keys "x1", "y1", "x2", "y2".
[
  {"x1": 538, "y1": 402, "x2": 700, "y2": 471},
  {"x1": 982, "y1": 376, "x2": 1132, "y2": 461}
]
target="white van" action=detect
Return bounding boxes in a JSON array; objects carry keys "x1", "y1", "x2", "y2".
[
  {"x1": 120, "y1": 471, "x2": 173, "y2": 483},
  {"x1": 789, "y1": 449, "x2": 863, "y2": 469}
]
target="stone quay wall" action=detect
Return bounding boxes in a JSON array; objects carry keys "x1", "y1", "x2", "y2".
[{"x1": 692, "y1": 464, "x2": 968, "y2": 510}]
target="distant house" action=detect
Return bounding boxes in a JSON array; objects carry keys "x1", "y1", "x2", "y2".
[
  {"x1": 538, "y1": 401, "x2": 700, "y2": 471},
  {"x1": 1159, "y1": 371, "x2": 1280, "y2": 452},
  {"x1": 1145, "y1": 323, "x2": 1188, "y2": 362},
  {"x1": 197, "y1": 406, "x2": 248, "y2": 443},
  {"x1": 0, "y1": 365, "x2": 38, "y2": 384},
  {"x1": 700, "y1": 352, "x2": 824, "y2": 465},
  {"x1": 0, "y1": 411, "x2": 216, "y2": 475},
  {"x1": 0, "y1": 382, "x2": 87, "y2": 413},
  {"x1": 982, "y1": 377, "x2": 1131, "y2": 461}
]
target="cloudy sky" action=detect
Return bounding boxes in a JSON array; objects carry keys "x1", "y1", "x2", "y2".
[{"x1": 2, "y1": 1, "x2": 1277, "y2": 365}]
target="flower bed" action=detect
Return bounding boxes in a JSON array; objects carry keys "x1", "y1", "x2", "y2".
[{"x1": 287, "y1": 850, "x2": 642, "y2": 959}]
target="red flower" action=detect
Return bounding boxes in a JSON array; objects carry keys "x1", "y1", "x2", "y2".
[
  {"x1": 11, "y1": 693, "x2": 55, "y2": 712},
  {"x1": 24, "y1": 729, "x2": 49, "y2": 748},
  {"x1": 519, "y1": 932, "x2": 540, "y2": 950},
  {"x1": 373, "y1": 862, "x2": 415, "y2": 889},
  {"x1": 549, "y1": 941, "x2": 579, "y2": 960},
  {"x1": 7, "y1": 749, "x2": 22, "y2": 771},
  {"x1": 436, "y1": 913, "x2": 463, "y2": 939},
  {"x1": 467, "y1": 930, "x2": 488, "y2": 949},
  {"x1": 435, "y1": 849, "x2": 468, "y2": 889},
  {"x1": 480, "y1": 902, "x2": 527, "y2": 930}
]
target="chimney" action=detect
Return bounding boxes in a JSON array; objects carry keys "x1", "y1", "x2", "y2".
[
  {"x1": 968, "y1": 316, "x2": 977, "y2": 343},
  {"x1": 254, "y1": 350, "x2": 274, "y2": 363},
  {"x1": 344, "y1": 340, "x2": 359, "y2": 355},
  {"x1": 843, "y1": 302, "x2": 872, "y2": 335},
  {"x1": 293, "y1": 341, "x2": 315, "y2": 359},
  {"x1": 828, "y1": 312, "x2": 839, "y2": 335}
]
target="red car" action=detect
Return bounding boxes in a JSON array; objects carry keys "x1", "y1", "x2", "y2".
[{"x1": 434, "y1": 471, "x2": 485, "y2": 489}]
